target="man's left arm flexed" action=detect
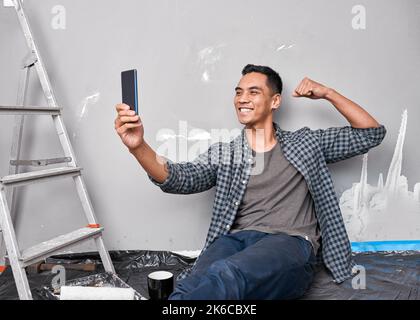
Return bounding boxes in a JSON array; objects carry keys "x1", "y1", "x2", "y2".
[
  {"x1": 292, "y1": 77, "x2": 386, "y2": 163},
  {"x1": 292, "y1": 77, "x2": 380, "y2": 129}
]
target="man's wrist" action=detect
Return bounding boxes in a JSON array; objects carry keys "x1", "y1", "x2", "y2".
[
  {"x1": 324, "y1": 87, "x2": 338, "y2": 102},
  {"x1": 129, "y1": 141, "x2": 147, "y2": 157}
]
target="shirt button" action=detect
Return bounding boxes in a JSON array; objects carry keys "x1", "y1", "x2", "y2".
[
  {"x1": 248, "y1": 158, "x2": 253, "y2": 163},
  {"x1": 242, "y1": 180, "x2": 246, "y2": 184},
  {"x1": 226, "y1": 224, "x2": 230, "y2": 229},
  {"x1": 234, "y1": 201, "x2": 240, "y2": 206}
]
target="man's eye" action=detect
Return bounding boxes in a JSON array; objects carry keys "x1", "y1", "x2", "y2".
[
  {"x1": 235, "y1": 91, "x2": 241, "y2": 95},
  {"x1": 250, "y1": 91, "x2": 258, "y2": 95}
]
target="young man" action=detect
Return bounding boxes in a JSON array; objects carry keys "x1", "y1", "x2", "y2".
[{"x1": 114, "y1": 64, "x2": 386, "y2": 299}]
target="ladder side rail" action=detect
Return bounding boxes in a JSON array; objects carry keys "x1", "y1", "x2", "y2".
[
  {"x1": 13, "y1": 0, "x2": 56, "y2": 108},
  {"x1": 0, "y1": 186, "x2": 32, "y2": 299},
  {"x1": 0, "y1": 59, "x2": 31, "y2": 267}
]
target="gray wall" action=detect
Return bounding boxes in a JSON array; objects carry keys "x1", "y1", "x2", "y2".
[{"x1": 0, "y1": 0, "x2": 419, "y2": 252}]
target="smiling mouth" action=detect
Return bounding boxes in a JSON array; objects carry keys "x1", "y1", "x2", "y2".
[{"x1": 238, "y1": 107, "x2": 254, "y2": 114}]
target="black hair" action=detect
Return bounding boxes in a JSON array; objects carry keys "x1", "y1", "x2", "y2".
[{"x1": 241, "y1": 64, "x2": 283, "y2": 95}]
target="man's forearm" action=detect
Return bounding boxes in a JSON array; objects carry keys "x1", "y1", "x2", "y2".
[
  {"x1": 325, "y1": 88, "x2": 380, "y2": 128},
  {"x1": 129, "y1": 141, "x2": 169, "y2": 183}
]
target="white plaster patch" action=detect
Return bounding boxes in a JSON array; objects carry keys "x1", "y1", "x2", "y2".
[
  {"x1": 197, "y1": 44, "x2": 226, "y2": 83},
  {"x1": 79, "y1": 92, "x2": 100, "y2": 119},
  {"x1": 276, "y1": 43, "x2": 295, "y2": 51},
  {"x1": 3, "y1": 0, "x2": 14, "y2": 7},
  {"x1": 201, "y1": 70, "x2": 210, "y2": 82},
  {"x1": 340, "y1": 109, "x2": 420, "y2": 241},
  {"x1": 72, "y1": 92, "x2": 100, "y2": 140},
  {"x1": 198, "y1": 45, "x2": 224, "y2": 65}
]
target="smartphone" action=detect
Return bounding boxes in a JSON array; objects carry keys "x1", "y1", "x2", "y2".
[{"x1": 121, "y1": 69, "x2": 138, "y2": 114}]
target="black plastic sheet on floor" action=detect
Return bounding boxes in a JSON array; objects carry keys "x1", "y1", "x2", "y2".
[{"x1": 0, "y1": 250, "x2": 418, "y2": 300}]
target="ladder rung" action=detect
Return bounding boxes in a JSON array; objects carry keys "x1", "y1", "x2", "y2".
[
  {"x1": 0, "y1": 105, "x2": 61, "y2": 115},
  {"x1": 10, "y1": 157, "x2": 72, "y2": 167},
  {"x1": 0, "y1": 167, "x2": 81, "y2": 187},
  {"x1": 20, "y1": 227, "x2": 103, "y2": 267}
]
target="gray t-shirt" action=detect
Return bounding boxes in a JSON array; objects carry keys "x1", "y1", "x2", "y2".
[{"x1": 230, "y1": 141, "x2": 321, "y2": 255}]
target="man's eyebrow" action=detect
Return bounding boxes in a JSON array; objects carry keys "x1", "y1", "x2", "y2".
[{"x1": 234, "y1": 86, "x2": 263, "y2": 91}]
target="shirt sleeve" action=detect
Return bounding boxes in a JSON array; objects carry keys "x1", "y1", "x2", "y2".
[
  {"x1": 312, "y1": 124, "x2": 387, "y2": 164},
  {"x1": 147, "y1": 143, "x2": 219, "y2": 194}
]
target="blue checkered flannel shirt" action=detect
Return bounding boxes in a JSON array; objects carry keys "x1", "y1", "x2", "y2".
[{"x1": 148, "y1": 122, "x2": 387, "y2": 283}]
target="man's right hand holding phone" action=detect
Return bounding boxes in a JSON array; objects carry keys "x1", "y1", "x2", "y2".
[
  {"x1": 114, "y1": 103, "x2": 169, "y2": 183},
  {"x1": 114, "y1": 103, "x2": 144, "y2": 152}
]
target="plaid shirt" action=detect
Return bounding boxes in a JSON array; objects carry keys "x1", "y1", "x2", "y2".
[{"x1": 149, "y1": 122, "x2": 387, "y2": 283}]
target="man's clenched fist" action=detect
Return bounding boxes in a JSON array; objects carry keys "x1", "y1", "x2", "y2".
[{"x1": 292, "y1": 77, "x2": 332, "y2": 100}]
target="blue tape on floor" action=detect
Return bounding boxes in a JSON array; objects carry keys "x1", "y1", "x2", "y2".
[{"x1": 351, "y1": 240, "x2": 420, "y2": 252}]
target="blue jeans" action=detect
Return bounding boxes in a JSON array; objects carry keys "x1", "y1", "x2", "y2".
[{"x1": 169, "y1": 230, "x2": 316, "y2": 300}]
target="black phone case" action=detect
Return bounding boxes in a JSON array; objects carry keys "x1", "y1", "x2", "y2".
[{"x1": 121, "y1": 69, "x2": 138, "y2": 114}]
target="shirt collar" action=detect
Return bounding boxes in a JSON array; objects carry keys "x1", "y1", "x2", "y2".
[
  {"x1": 239, "y1": 122, "x2": 285, "y2": 145},
  {"x1": 235, "y1": 122, "x2": 285, "y2": 163}
]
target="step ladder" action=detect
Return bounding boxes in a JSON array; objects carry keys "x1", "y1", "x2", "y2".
[{"x1": 0, "y1": 0, "x2": 115, "y2": 300}]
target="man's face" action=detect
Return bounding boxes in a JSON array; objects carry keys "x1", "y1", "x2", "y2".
[{"x1": 234, "y1": 72, "x2": 280, "y2": 126}]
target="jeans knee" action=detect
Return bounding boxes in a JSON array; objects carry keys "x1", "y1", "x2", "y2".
[
  {"x1": 207, "y1": 259, "x2": 246, "y2": 298},
  {"x1": 168, "y1": 260, "x2": 246, "y2": 300},
  {"x1": 208, "y1": 259, "x2": 238, "y2": 276}
]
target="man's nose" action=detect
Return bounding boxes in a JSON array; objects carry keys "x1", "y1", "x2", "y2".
[{"x1": 238, "y1": 93, "x2": 250, "y2": 103}]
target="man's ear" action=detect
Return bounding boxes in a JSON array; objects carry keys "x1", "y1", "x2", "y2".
[{"x1": 271, "y1": 94, "x2": 281, "y2": 111}]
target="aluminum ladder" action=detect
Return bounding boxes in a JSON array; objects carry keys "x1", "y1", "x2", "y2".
[{"x1": 0, "y1": 0, "x2": 115, "y2": 300}]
